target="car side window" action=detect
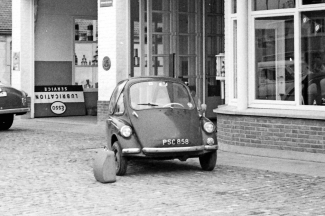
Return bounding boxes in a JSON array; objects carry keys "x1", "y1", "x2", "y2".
[
  {"x1": 114, "y1": 93, "x2": 125, "y2": 115},
  {"x1": 108, "y1": 80, "x2": 127, "y2": 114}
]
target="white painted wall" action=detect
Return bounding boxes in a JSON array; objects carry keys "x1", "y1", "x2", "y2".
[
  {"x1": 12, "y1": 0, "x2": 34, "y2": 95},
  {"x1": 98, "y1": 0, "x2": 130, "y2": 101},
  {"x1": 35, "y1": 0, "x2": 97, "y2": 61}
]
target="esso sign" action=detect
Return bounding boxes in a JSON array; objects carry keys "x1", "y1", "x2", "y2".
[{"x1": 51, "y1": 101, "x2": 66, "y2": 115}]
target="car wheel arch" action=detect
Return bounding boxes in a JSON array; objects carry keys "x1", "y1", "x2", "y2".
[{"x1": 111, "y1": 134, "x2": 118, "y2": 148}]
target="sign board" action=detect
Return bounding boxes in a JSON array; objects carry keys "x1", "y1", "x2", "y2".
[
  {"x1": 34, "y1": 85, "x2": 86, "y2": 117},
  {"x1": 102, "y1": 56, "x2": 111, "y2": 71},
  {"x1": 100, "y1": 0, "x2": 113, "y2": 7},
  {"x1": 13, "y1": 52, "x2": 20, "y2": 71}
]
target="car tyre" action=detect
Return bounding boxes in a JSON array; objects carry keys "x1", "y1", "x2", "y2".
[
  {"x1": 112, "y1": 141, "x2": 128, "y2": 176},
  {"x1": 199, "y1": 151, "x2": 217, "y2": 171},
  {"x1": 0, "y1": 114, "x2": 14, "y2": 130}
]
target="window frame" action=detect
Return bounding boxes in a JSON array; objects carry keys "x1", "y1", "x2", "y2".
[
  {"x1": 108, "y1": 80, "x2": 127, "y2": 115},
  {"x1": 114, "y1": 93, "x2": 125, "y2": 116},
  {"x1": 246, "y1": 0, "x2": 325, "y2": 111}
]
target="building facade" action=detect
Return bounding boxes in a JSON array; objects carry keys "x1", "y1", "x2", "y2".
[
  {"x1": 13, "y1": 0, "x2": 325, "y2": 162},
  {"x1": 12, "y1": 0, "x2": 224, "y2": 120},
  {"x1": 217, "y1": 0, "x2": 325, "y2": 162}
]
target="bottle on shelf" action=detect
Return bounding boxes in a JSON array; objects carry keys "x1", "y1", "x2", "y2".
[
  {"x1": 87, "y1": 24, "x2": 93, "y2": 41},
  {"x1": 75, "y1": 24, "x2": 79, "y2": 41},
  {"x1": 75, "y1": 53, "x2": 78, "y2": 65},
  {"x1": 134, "y1": 49, "x2": 140, "y2": 67},
  {"x1": 84, "y1": 79, "x2": 92, "y2": 88},
  {"x1": 81, "y1": 55, "x2": 87, "y2": 65}
]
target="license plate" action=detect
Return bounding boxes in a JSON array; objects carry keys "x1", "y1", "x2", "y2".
[
  {"x1": 163, "y1": 139, "x2": 189, "y2": 146},
  {"x1": 0, "y1": 92, "x2": 7, "y2": 97}
]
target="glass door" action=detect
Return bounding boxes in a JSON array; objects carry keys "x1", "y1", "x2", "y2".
[
  {"x1": 175, "y1": 0, "x2": 201, "y2": 106},
  {"x1": 204, "y1": 0, "x2": 224, "y2": 118},
  {"x1": 131, "y1": 0, "x2": 201, "y2": 96}
]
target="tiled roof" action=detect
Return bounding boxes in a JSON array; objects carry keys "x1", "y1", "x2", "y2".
[{"x1": 0, "y1": 0, "x2": 12, "y2": 32}]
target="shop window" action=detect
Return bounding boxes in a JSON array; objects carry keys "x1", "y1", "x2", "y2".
[
  {"x1": 74, "y1": 18, "x2": 98, "y2": 89},
  {"x1": 152, "y1": 0, "x2": 171, "y2": 11},
  {"x1": 301, "y1": 10, "x2": 325, "y2": 106},
  {"x1": 253, "y1": 0, "x2": 295, "y2": 11},
  {"x1": 255, "y1": 16, "x2": 294, "y2": 101},
  {"x1": 178, "y1": 0, "x2": 195, "y2": 13},
  {"x1": 232, "y1": 0, "x2": 237, "y2": 14}
]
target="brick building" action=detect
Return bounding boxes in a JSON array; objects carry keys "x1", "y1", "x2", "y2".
[{"x1": 216, "y1": 0, "x2": 325, "y2": 162}]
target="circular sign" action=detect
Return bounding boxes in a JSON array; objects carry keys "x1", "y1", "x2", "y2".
[
  {"x1": 51, "y1": 101, "x2": 66, "y2": 115},
  {"x1": 102, "y1": 56, "x2": 111, "y2": 71}
]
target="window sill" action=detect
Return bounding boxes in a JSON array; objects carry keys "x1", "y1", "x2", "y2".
[{"x1": 214, "y1": 105, "x2": 325, "y2": 120}]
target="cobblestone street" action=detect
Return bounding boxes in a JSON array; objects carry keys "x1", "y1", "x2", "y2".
[{"x1": 1, "y1": 118, "x2": 325, "y2": 216}]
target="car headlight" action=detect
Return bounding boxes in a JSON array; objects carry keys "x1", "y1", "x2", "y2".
[
  {"x1": 120, "y1": 125, "x2": 132, "y2": 138},
  {"x1": 203, "y1": 122, "x2": 215, "y2": 134}
]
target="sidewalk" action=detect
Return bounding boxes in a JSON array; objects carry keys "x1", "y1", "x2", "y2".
[
  {"x1": 19, "y1": 115, "x2": 325, "y2": 178},
  {"x1": 218, "y1": 150, "x2": 325, "y2": 177}
]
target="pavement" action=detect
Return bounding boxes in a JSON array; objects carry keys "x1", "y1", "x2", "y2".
[
  {"x1": 31, "y1": 115, "x2": 325, "y2": 178},
  {"x1": 0, "y1": 116, "x2": 325, "y2": 215}
]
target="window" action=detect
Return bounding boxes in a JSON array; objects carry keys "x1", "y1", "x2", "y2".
[
  {"x1": 303, "y1": 0, "x2": 325, "y2": 4},
  {"x1": 129, "y1": 81, "x2": 195, "y2": 110},
  {"x1": 255, "y1": 16, "x2": 294, "y2": 101},
  {"x1": 108, "y1": 81, "x2": 127, "y2": 114},
  {"x1": 115, "y1": 93, "x2": 125, "y2": 115},
  {"x1": 247, "y1": 1, "x2": 325, "y2": 110},
  {"x1": 232, "y1": 0, "x2": 237, "y2": 13},
  {"x1": 301, "y1": 10, "x2": 325, "y2": 106},
  {"x1": 253, "y1": 0, "x2": 295, "y2": 11}
]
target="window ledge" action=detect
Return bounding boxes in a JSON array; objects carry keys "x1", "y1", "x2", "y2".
[{"x1": 214, "y1": 105, "x2": 325, "y2": 120}]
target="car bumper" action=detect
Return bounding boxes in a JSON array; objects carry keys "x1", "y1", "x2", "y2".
[
  {"x1": 122, "y1": 145, "x2": 218, "y2": 155},
  {"x1": 0, "y1": 107, "x2": 30, "y2": 115}
]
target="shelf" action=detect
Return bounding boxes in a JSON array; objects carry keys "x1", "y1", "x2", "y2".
[
  {"x1": 216, "y1": 76, "x2": 225, "y2": 81},
  {"x1": 75, "y1": 40, "x2": 98, "y2": 44},
  {"x1": 75, "y1": 65, "x2": 98, "y2": 68}
]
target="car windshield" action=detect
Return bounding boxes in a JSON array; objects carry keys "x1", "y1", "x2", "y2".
[{"x1": 129, "y1": 81, "x2": 195, "y2": 110}]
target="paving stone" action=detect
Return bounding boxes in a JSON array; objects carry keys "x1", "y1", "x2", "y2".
[{"x1": 0, "y1": 119, "x2": 324, "y2": 215}]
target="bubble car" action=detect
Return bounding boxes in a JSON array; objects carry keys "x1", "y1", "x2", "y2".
[{"x1": 106, "y1": 77, "x2": 217, "y2": 176}]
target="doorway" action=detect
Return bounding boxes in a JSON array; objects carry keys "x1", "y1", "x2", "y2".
[{"x1": 130, "y1": 0, "x2": 224, "y2": 119}]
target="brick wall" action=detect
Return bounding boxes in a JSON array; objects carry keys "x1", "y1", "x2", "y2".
[
  {"x1": 217, "y1": 114, "x2": 325, "y2": 154},
  {"x1": 97, "y1": 100, "x2": 110, "y2": 122}
]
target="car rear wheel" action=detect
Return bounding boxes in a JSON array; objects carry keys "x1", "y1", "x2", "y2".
[
  {"x1": 199, "y1": 151, "x2": 217, "y2": 171},
  {"x1": 112, "y1": 141, "x2": 128, "y2": 176},
  {"x1": 0, "y1": 114, "x2": 14, "y2": 130}
]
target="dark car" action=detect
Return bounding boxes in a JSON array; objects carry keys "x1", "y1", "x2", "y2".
[
  {"x1": 106, "y1": 76, "x2": 218, "y2": 176},
  {"x1": 0, "y1": 83, "x2": 29, "y2": 130}
]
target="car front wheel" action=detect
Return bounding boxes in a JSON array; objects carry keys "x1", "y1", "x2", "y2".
[
  {"x1": 0, "y1": 114, "x2": 14, "y2": 130},
  {"x1": 199, "y1": 151, "x2": 217, "y2": 171},
  {"x1": 112, "y1": 141, "x2": 128, "y2": 176}
]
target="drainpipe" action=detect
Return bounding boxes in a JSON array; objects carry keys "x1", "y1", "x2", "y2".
[{"x1": 237, "y1": 0, "x2": 248, "y2": 110}]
